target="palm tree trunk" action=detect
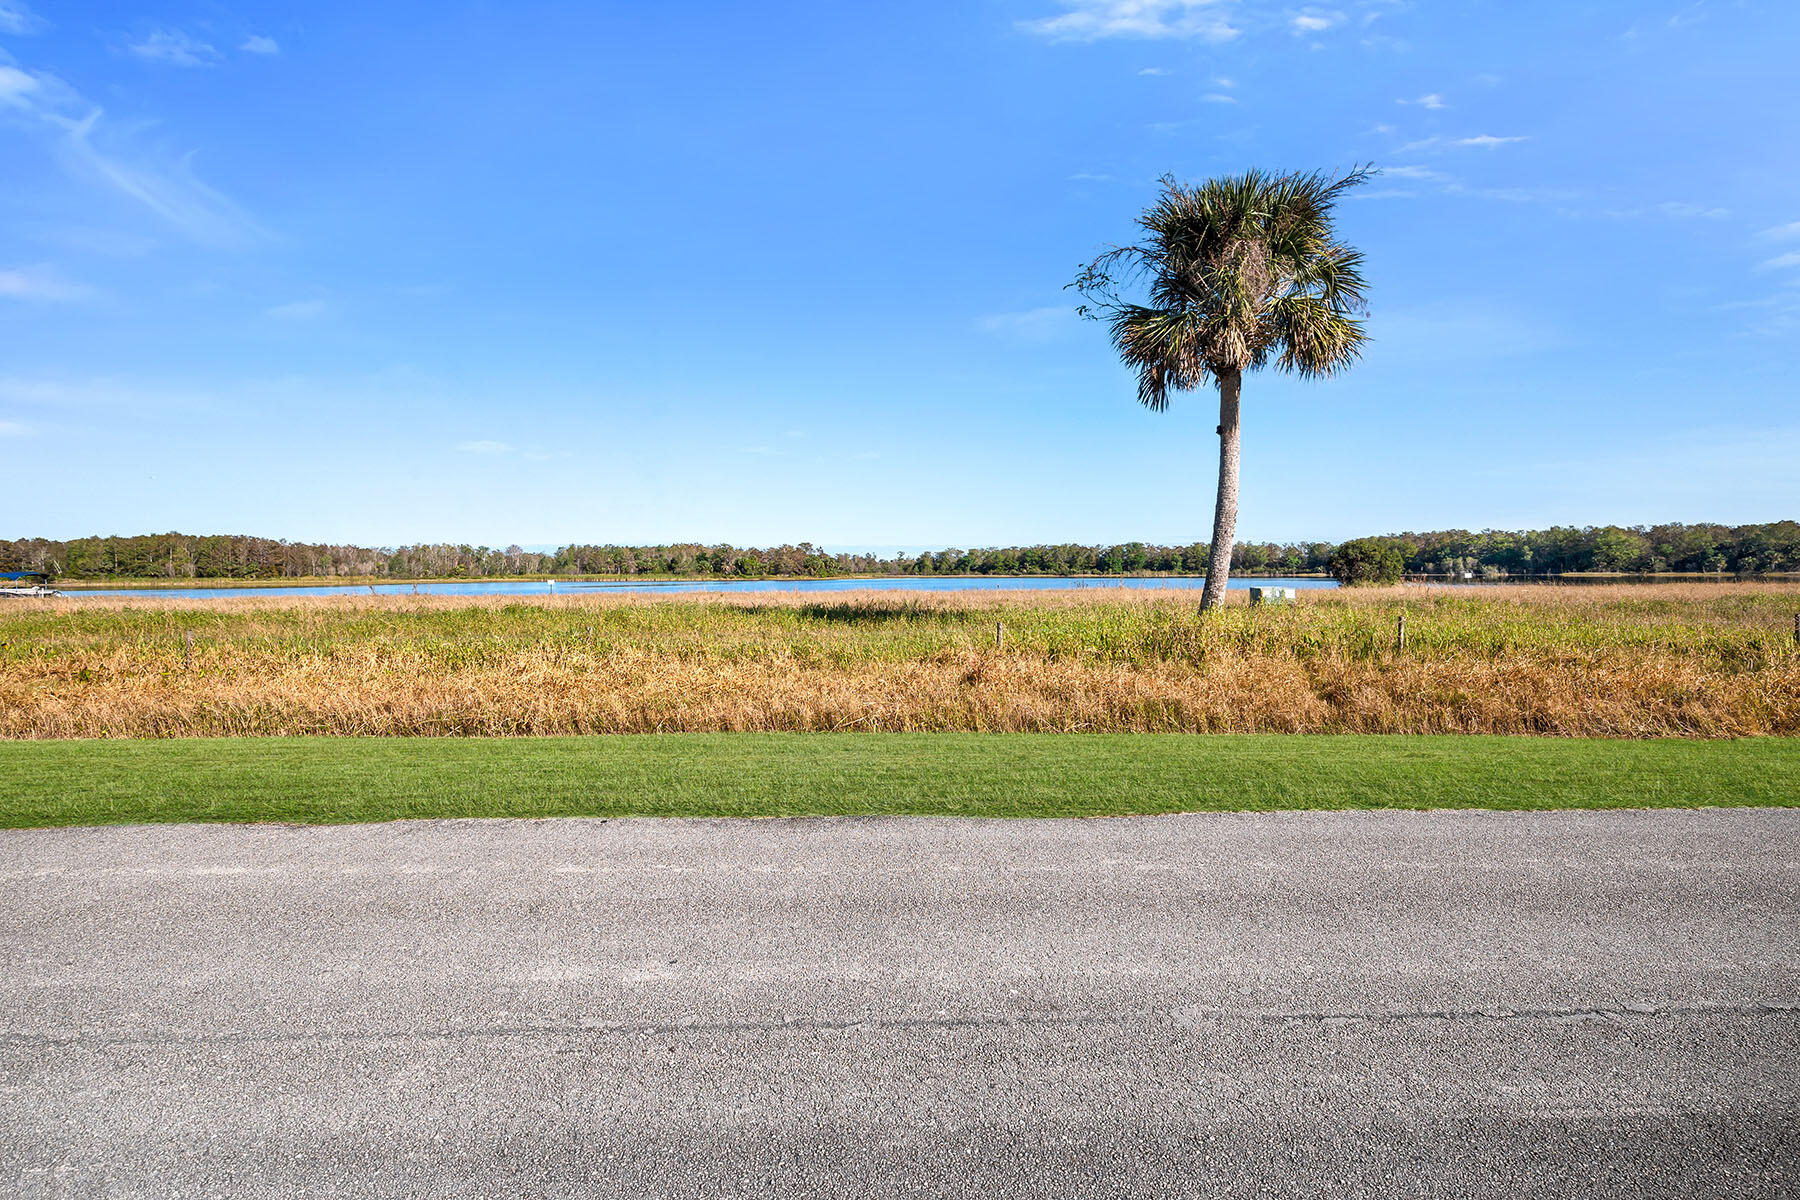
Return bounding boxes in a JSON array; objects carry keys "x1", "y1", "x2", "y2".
[{"x1": 1198, "y1": 369, "x2": 1241, "y2": 613}]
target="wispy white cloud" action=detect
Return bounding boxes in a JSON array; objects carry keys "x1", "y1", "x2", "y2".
[
  {"x1": 1201, "y1": 92, "x2": 1236, "y2": 103},
  {"x1": 0, "y1": 374, "x2": 221, "y2": 421},
  {"x1": 1068, "y1": 171, "x2": 1116, "y2": 182},
  {"x1": 125, "y1": 29, "x2": 219, "y2": 68},
  {"x1": 1021, "y1": 1, "x2": 1393, "y2": 44},
  {"x1": 1369, "y1": 302, "x2": 1572, "y2": 365},
  {"x1": 1656, "y1": 201, "x2": 1728, "y2": 219},
  {"x1": 1730, "y1": 291, "x2": 1800, "y2": 339},
  {"x1": 0, "y1": 1, "x2": 44, "y2": 35},
  {"x1": 1381, "y1": 164, "x2": 1449, "y2": 181},
  {"x1": 1758, "y1": 252, "x2": 1800, "y2": 272},
  {"x1": 977, "y1": 306, "x2": 1073, "y2": 341},
  {"x1": 1735, "y1": 298, "x2": 1792, "y2": 338},
  {"x1": 1398, "y1": 92, "x2": 1445, "y2": 109},
  {"x1": 59, "y1": 111, "x2": 265, "y2": 246},
  {"x1": 1136, "y1": 66, "x2": 1168, "y2": 75},
  {"x1": 1588, "y1": 201, "x2": 1729, "y2": 221},
  {"x1": 1019, "y1": 0, "x2": 1241, "y2": 43},
  {"x1": 1289, "y1": 9, "x2": 1344, "y2": 34},
  {"x1": 0, "y1": 419, "x2": 31, "y2": 438},
  {"x1": 1371, "y1": 163, "x2": 1575, "y2": 207},
  {"x1": 1759, "y1": 221, "x2": 1800, "y2": 241},
  {"x1": 0, "y1": 264, "x2": 93, "y2": 302},
  {"x1": 456, "y1": 438, "x2": 567, "y2": 461},
  {"x1": 1466, "y1": 184, "x2": 1575, "y2": 204},
  {"x1": 1666, "y1": 1, "x2": 1710, "y2": 29},
  {"x1": 1396, "y1": 133, "x2": 1529, "y2": 153},
  {"x1": 0, "y1": 63, "x2": 37, "y2": 107},
  {"x1": 239, "y1": 34, "x2": 280, "y2": 56},
  {"x1": 0, "y1": 58, "x2": 265, "y2": 246},
  {"x1": 1212, "y1": 74, "x2": 1235, "y2": 87},
  {"x1": 264, "y1": 299, "x2": 331, "y2": 320}
]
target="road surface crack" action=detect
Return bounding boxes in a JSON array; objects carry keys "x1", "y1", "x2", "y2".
[{"x1": 4, "y1": 999, "x2": 1796, "y2": 1050}]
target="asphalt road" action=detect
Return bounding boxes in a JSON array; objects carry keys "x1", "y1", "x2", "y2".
[{"x1": 2, "y1": 809, "x2": 1796, "y2": 1198}]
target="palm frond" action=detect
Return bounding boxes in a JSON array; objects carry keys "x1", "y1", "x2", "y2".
[
  {"x1": 1109, "y1": 305, "x2": 1209, "y2": 410},
  {"x1": 1288, "y1": 243, "x2": 1369, "y2": 313},
  {"x1": 1265, "y1": 294, "x2": 1368, "y2": 378}
]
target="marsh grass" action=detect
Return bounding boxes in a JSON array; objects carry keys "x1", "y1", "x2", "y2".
[{"x1": 2, "y1": 584, "x2": 1797, "y2": 738}]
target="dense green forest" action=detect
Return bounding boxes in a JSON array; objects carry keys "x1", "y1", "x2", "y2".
[{"x1": 2, "y1": 522, "x2": 1796, "y2": 581}]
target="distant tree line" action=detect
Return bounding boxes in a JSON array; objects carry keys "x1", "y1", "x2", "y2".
[
  {"x1": 1380, "y1": 522, "x2": 1800, "y2": 577},
  {"x1": 1, "y1": 522, "x2": 1794, "y2": 581}
]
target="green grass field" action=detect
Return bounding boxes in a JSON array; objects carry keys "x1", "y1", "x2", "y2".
[{"x1": 1, "y1": 734, "x2": 1794, "y2": 828}]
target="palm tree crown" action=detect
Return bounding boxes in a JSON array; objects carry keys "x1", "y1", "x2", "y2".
[
  {"x1": 1073, "y1": 167, "x2": 1372, "y2": 409},
  {"x1": 1072, "y1": 167, "x2": 1372, "y2": 611}
]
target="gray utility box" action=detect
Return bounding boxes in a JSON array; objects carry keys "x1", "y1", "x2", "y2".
[{"x1": 1248, "y1": 586, "x2": 1295, "y2": 606}]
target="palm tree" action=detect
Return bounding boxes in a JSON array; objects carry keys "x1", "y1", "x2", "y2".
[{"x1": 1073, "y1": 168, "x2": 1372, "y2": 611}]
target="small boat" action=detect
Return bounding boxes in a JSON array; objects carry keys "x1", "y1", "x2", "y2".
[{"x1": 0, "y1": 571, "x2": 62, "y2": 598}]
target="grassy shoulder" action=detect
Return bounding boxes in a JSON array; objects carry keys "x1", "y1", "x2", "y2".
[{"x1": 1, "y1": 733, "x2": 1795, "y2": 828}]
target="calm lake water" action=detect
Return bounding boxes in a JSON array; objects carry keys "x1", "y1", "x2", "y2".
[{"x1": 61, "y1": 576, "x2": 1340, "y2": 601}]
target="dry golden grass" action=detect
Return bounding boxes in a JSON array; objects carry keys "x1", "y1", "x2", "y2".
[{"x1": 3, "y1": 583, "x2": 1797, "y2": 738}]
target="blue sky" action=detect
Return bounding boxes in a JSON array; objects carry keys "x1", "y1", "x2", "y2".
[{"x1": 2, "y1": 0, "x2": 1796, "y2": 549}]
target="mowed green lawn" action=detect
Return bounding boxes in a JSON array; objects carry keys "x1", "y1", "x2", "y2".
[{"x1": 0, "y1": 734, "x2": 1796, "y2": 828}]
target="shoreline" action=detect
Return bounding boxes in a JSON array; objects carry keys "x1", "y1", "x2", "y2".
[
  {"x1": 47, "y1": 571, "x2": 1317, "y2": 592},
  {"x1": 36, "y1": 570, "x2": 1800, "y2": 592}
]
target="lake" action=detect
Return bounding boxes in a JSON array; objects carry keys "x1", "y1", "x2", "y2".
[{"x1": 60, "y1": 576, "x2": 1340, "y2": 601}]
